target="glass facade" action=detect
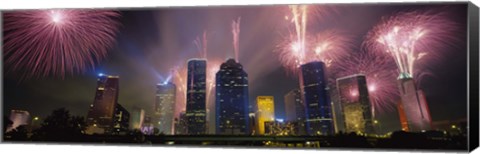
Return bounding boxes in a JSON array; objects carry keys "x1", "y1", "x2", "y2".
[
  {"x1": 336, "y1": 74, "x2": 375, "y2": 134},
  {"x1": 300, "y1": 61, "x2": 335, "y2": 136},
  {"x1": 215, "y1": 59, "x2": 249, "y2": 135},
  {"x1": 186, "y1": 59, "x2": 207, "y2": 135}
]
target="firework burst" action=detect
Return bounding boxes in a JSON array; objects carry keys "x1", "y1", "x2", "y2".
[
  {"x1": 363, "y1": 10, "x2": 458, "y2": 80},
  {"x1": 277, "y1": 29, "x2": 353, "y2": 76},
  {"x1": 3, "y1": 9, "x2": 121, "y2": 79}
]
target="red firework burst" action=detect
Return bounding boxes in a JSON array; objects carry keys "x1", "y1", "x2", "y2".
[{"x1": 3, "y1": 9, "x2": 120, "y2": 79}]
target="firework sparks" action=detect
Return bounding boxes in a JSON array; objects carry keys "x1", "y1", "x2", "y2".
[
  {"x1": 194, "y1": 30, "x2": 209, "y2": 59},
  {"x1": 288, "y1": 5, "x2": 308, "y2": 65},
  {"x1": 3, "y1": 9, "x2": 120, "y2": 79},
  {"x1": 331, "y1": 51, "x2": 399, "y2": 114},
  {"x1": 277, "y1": 29, "x2": 353, "y2": 76},
  {"x1": 231, "y1": 17, "x2": 241, "y2": 62},
  {"x1": 363, "y1": 10, "x2": 457, "y2": 80}
]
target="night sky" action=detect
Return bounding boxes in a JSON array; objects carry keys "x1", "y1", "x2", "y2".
[{"x1": 3, "y1": 3, "x2": 468, "y2": 134}]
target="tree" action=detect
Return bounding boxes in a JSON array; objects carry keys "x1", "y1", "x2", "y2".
[
  {"x1": 31, "y1": 108, "x2": 86, "y2": 141},
  {"x1": 5, "y1": 125, "x2": 29, "y2": 141}
]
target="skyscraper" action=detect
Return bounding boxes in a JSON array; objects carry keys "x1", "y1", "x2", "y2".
[
  {"x1": 336, "y1": 74, "x2": 375, "y2": 135},
  {"x1": 155, "y1": 82, "x2": 176, "y2": 135},
  {"x1": 112, "y1": 104, "x2": 130, "y2": 135},
  {"x1": 7, "y1": 110, "x2": 30, "y2": 132},
  {"x1": 397, "y1": 76, "x2": 432, "y2": 132},
  {"x1": 300, "y1": 61, "x2": 335, "y2": 136},
  {"x1": 129, "y1": 107, "x2": 145, "y2": 130},
  {"x1": 186, "y1": 59, "x2": 207, "y2": 135},
  {"x1": 215, "y1": 59, "x2": 249, "y2": 135},
  {"x1": 86, "y1": 74, "x2": 120, "y2": 134},
  {"x1": 284, "y1": 88, "x2": 306, "y2": 135},
  {"x1": 255, "y1": 96, "x2": 275, "y2": 135}
]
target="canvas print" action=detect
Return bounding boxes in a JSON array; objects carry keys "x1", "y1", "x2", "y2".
[{"x1": 1, "y1": 2, "x2": 477, "y2": 152}]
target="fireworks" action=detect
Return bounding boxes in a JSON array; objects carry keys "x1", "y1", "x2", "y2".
[
  {"x1": 363, "y1": 10, "x2": 457, "y2": 80},
  {"x1": 194, "y1": 30, "x2": 209, "y2": 59},
  {"x1": 331, "y1": 51, "x2": 399, "y2": 114},
  {"x1": 277, "y1": 5, "x2": 352, "y2": 76},
  {"x1": 277, "y1": 29, "x2": 353, "y2": 76},
  {"x1": 231, "y1": 17, "x2": 241, "y2": 62},
  {"x1": 3, "y1": 9, "x2": 121, "y2": 79}
]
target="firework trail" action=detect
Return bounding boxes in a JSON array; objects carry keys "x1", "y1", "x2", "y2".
[
  {"x1": 276, "y1": 5, "x2": 352, "y2": 76},
  {"x1": 363, "y1": 10, "x2": 458, "y2": 80},
  {"x1": 331, "y1": 51, "x2": 399, "y2": 115},
  {"x1": 194, "y1": 30, "x2": 209, "y2": 59},
  {"x1": 288, "y1": 5, "x2": 308, "y2": 65},
  {"x1": 3, "y1": 9, "x2": 120, "y2": 79},
  {"x1": 231, "y1": 17, "x2": 241, "y2": 62}
]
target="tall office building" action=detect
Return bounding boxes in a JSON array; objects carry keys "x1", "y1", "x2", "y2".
[
  {"x1": 284, "y1": 89, "x2": 306, "y2": 135},
  {"x1": 86, "y1": 74, "x2": 120, "y2": 134},
  {"x1": 300, "y1": 61, "x2": 335, "y2": 136},
  {"x1": 215, "y1": 59, "x2": 249, "y2": 135},
  {"x1": 186, "y1": 59, "x2": 207, "y2": 135},
  {"x1": 397, "y1": 76, "x2": 432, "y2": 132},
  {"x1": 7, "y1": 110, "x2": 30, "y2": 132},
  {"x1": 112, "y1": 104, "x2": 130, "y2": 135},
  {"x1": 336, "y1": 74, "x2": 375, "y2": 134},
  {"x1": 129, "y1": 107, "x2": 145, "y2": 130},
  {"x1": 155, "y1": 82, "x2": 176, "y2": 135},
  {"x1": 255, "y1": 96, "x2": 275, "y2": 135}
]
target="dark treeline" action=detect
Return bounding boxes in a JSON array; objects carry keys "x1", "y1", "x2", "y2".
[{"x1": 2, "y1": 108, "x2": 467, "y2": 151}]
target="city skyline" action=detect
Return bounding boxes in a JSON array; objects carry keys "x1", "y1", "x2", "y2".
[{"x1": 3, "y1": 3, "x2": 468, "y2": 137}]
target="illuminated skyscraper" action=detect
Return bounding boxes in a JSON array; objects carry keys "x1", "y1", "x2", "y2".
[
  {"x1": 186, "y1": 59, "x2": 207, "y2": 135},
  {"x1": 397, "y1": 76, "x2": 432, "y2": 132},
  {"x1": 155, "y1": 82, "x2": 176, "y2": 135},
  {"x1": 284, "y1": 89, "x2": 306, "y2": 135},
  {"x1": 255, "y1": 96, "x2": 275, "y2": 135},
  {"x1": 86, "y1": 74, "x2": 120, "y2": 134},
  {"x1": 7, "y1": 110, "x2": 30, "y2": 132},
  {"x1": 300, "y1": 61, "x2": 335, "y2": 136},
  {"x1": 129, "y1": 107, "x2": 145, "y2": 130},
  {"x1": 336, "y1": 74, "x2": 375, "y2": 134},
  {"x1": 215, "y1": 59, "x2": 249, "y2": 135}
]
